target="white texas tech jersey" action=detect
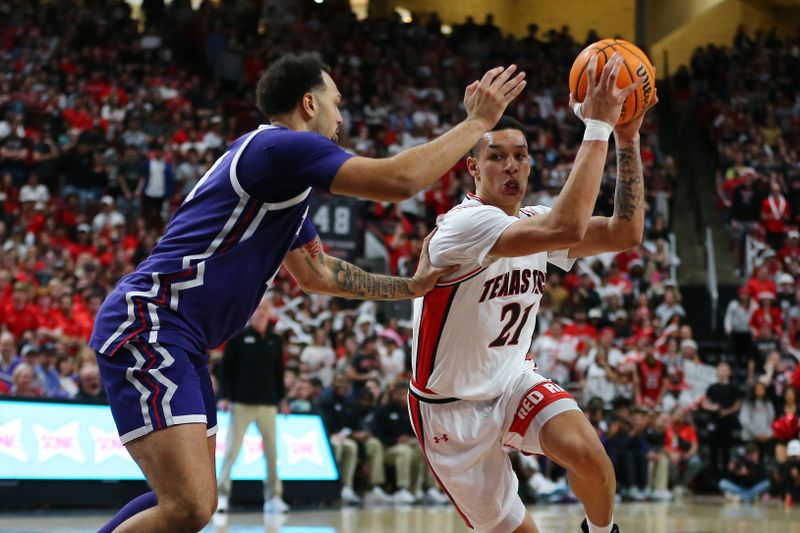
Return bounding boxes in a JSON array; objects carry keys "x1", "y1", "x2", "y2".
[{"x1": 410, "y1": 193, "x2": 574, "y2": 401}]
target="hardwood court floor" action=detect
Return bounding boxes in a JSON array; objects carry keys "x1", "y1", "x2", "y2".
[{"x1": 2, "y1": 500, "x2": 800, "y2": 533}]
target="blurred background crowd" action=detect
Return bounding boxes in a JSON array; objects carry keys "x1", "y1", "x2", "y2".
[{"x1": 1, "y1": 0, "x2": 800, "y2": 508}]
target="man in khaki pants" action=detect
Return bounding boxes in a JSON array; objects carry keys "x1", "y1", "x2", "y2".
[
  {"x1": 320, "y1": 375, "x2": 390, "y2": 505},
  {"x1": 370, "y1": 383, "x2": 449, "y2": 504},
  {"x1": 216, "y1": 299, "x2": 289, "y2": 514}
]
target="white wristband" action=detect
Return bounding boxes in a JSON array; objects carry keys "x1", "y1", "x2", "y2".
[
  {"x1": 583, "y1": 119, "x2": 613, "y2": 142},
  {"x1": 572, "y1": 102, "x2": 585, "y2": 122}
]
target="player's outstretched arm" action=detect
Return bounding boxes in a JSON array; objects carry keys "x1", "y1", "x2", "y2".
[
  {"x1": 489, "y1": 54, "x2": 641, "y2": 258},
  {"x1": 283, "y1": 233, "x2": 458, "y2": 300},
  {"x1": 329, "y1": 66, "x2": 526, "y2": 202},
  {"x1": 567, "y1": 88, "x2": 658, "y2": 258}
]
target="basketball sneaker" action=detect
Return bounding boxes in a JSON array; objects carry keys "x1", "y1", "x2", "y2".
[
  {"x1": 580, "y1": 518, "x2": 620, "y2": 533},
  {"x1": 341, "y1": 486, "x2": 361, "y2": 505},
  {"x1": 392, "y1": 488, "x2": 417, "y2": 505},
  {"x1": 216, "y1": 494, "x2": 229, "y2": 513},
  {"x1": 363, "y1": 486, "x2": 392, "y2": 506},
  {"x1": 423, "y1": 487, "x2": 450, "y2": 505},
  {"x1": 263, "y1": 496, "x2": 290, "y2": 514}
]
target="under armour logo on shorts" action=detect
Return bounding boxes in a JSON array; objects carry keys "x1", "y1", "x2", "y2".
[{"x1": 433, "y1": 434, "x2": 449, "y2": 444}]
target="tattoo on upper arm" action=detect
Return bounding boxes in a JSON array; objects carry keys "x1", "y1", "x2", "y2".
[
  {"x1": 614, "y1": 141, "x2": 644, "y2": 221},
  {"x1": 330, "y1": 258, "x2": 414, "y2": 300}
]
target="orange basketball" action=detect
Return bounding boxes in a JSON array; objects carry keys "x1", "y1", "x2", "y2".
[{"x1": 568, "y1": 38, "x2": 655, "y2": 125}]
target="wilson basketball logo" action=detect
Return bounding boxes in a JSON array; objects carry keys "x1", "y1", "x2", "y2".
[{"x1": 636, "y1": 63, "x2": 653, "y2": 107}]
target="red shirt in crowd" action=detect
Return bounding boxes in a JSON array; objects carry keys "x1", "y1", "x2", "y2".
[
  {"x1": 33, "y1": 300, "x2": 60, "y2": 331},
  {"x1": 607, "y1": 272, "x2": 633, "y2": 294},
  {"x1": 2, "y1": 302, "x2": 40, "y2": 339},
  {"x1": 749, "y1": 305, "x2": 783, "y2": 336},
  {"x1": 62, "y1": 107, "x2": 93, "y2": 132},
  {"x1": 615, "y1": 249, "x2": 643, "y2": 272},
  {"x1": 637, "y1": 358, "x2": 666, "y2": 406},
  {"x1": 563, "y1": 322, "x2": 598, "y2": 340},
  {"x1": 746, "y1": 276, "x2": 777, "y2": 300},
  {"x1": 779, "y1": 242, "x2": 800, "y2": 263},
  {"x1": 761, "y1": 194, "x2": 790, "y2": 234},
  {"x1": 664, "y1": 422, "x2": 698, "y2": 453}
]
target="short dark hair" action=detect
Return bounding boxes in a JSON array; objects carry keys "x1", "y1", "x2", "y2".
[
  {"x1": 471, "y1": 115, "x2": 529, "y2": 157},
  {"x1": 255, "y1": 53, "x2": 331, "y2": 119}
]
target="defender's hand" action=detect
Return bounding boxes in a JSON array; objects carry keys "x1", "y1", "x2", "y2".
[
  {"x1": 464, "y1": 65, "x2": 527, "y2": 131},
  {"x1": 410, "y1": 232, "x2": 460, "y2": 296}
]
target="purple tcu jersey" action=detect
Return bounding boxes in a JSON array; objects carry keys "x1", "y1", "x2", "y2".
[{"x1": 89, "y1": 125, "x2": 353, "y2": 357}]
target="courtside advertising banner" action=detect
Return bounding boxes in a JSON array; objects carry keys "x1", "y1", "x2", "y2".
[{"x1": 0, "y1": 399, "x2": 338, "y2": 481}]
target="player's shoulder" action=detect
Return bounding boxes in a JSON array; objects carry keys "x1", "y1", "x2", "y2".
[
  {"x1": 244, "y1": 125, "x2": 340, "y2": 151},
  {"x1": 519, "y1": 204, "x2": 551, "y2": 218},
  {"x1": 439, "y1": 194, "x2": 508, "y2": 222}
]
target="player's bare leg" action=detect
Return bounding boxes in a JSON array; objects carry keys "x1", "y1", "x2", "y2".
[
  {"x1": 538, "y1": 410, "x2": 615, "y2": 530},
  {"x1": 113, "y1": 423, "x2": 217, "y2": 533},
  {"x1": 514, "y1": 512, "x2": 541, "y2": 533}
]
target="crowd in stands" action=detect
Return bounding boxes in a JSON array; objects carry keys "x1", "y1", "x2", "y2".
[
  {"x1": 4, "y1": 0, "x2": 792, "y2": 507},
  {"x1": 687, "y1": 26, "x2": 800, "y2": 504}
]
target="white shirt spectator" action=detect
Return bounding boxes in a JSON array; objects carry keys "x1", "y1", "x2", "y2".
[
  {"x1": 412, "y1": 109, "x2": 439, "y2": 128},
  {"x1": 93, "y1": 209, "x2": 125, "y2": 232},
  {"x1": 661, "y1": 389, "x2": 694, "y2": 412},
  {"x1": 101, "y1": 103, "x2": 126, "y2": 124},
  {"x1": 577, "y1": 345, "x2": 625, "y2": 376},
  {"x1": 655, "y1": 302, "x2": 686, "y2": 325},
  {"x1": 584, "y1": 361, "x2": 617, "y2": 405},
  {"x1": 144, "y1": 159, "x2": 167, "y2": 198},
  {"x1": 19, "y1": 183, "x2": 49, "y2": 204},
  {"x1": 176, "y1": 160, "x2": 202, "y2": 197},
  {"x1": 378, "y1": 343, "x2": 405, "y2": 383},
  {"x1": 724, "y1": 298, "x2": 755, "y2": 335},
  {"x1": 299, "y1": 344, "x2": 336, "y2": 388},
  {"x1": 531, "y1": 333, "x2": 577, "y2": 384},
  {"x1": 59, "y1": 374, "x2": 79, "y2": 398}
]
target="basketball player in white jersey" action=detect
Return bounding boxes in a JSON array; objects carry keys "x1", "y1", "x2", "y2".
[{"x1": 408, "y1": 54, "x2": 656, "y2": 533}]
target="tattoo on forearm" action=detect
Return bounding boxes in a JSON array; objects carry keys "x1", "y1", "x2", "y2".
[
  {"x1": 301, "y1": 239, "x2": 325, "y2": 276},
  {"x1": 330, "y1": 258, "x2": 415, "y2": 300},
  {"x1": 304, "y1": 239, "x2": 321, "y2": 259},
  {"x1": 614, "y1": 140, "x2": 644, "y2": 221}
]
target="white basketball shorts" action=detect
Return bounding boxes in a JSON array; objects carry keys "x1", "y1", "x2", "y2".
[{"x1": 408, "y1": 367, "x2": 580, "y2": 533}]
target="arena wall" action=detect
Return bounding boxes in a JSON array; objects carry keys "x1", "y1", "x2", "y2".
[{"x1": 390, "y1": 0, "x2": 636, "y2": 41}]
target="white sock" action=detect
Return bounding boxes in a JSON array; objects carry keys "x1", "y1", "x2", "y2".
[{"x1": 586, "y1": 516, "x2": 614, "y2": 533}]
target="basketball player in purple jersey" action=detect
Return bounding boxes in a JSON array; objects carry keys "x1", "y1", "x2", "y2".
[{"x1": 90, "y1": 53, "x2": 526, "y2": 532}]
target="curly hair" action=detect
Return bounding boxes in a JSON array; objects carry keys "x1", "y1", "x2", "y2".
[{"x1": 255, "y1": 53, "x2": 331, "y2": 119}]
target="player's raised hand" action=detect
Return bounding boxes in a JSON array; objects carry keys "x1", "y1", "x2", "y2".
[
  {"x1": 410, "y1": 232, "x2": 460, "y2": 296},
  {"x1": 574, "y1": 53, "x2": 643, "y2": 128},
  {"x1": 464, "y1": 65, "x2": 527, "y2": 131}
]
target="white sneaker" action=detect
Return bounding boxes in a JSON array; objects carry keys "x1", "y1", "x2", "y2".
[
  {"x1": 363, "y1": 486, "x2": 392, "y2": 506},
  {"x1": 628, "y1": 487, "x2": 646, "y2": 501},
  {"x1": 724, "y1": 491, "x2": 743, "y2": 504},
  {"x1": 212, "y1": 512, "x2": 228, "y2": 527},
  {"x1": 424, "y1": 487, "x2": 450, "y2": 505},
  {"x1": 341, "y1": 486, "x2": 361, "y2": 505},
  {"x1": 652, "y1": 489, "x2": 672, "y2": 502},
  {"x1": 216, "y1": 494, "x2": 229, "y2": 513},
  {"x1": 392, "y1": 488, "x2": 417, "y2": 505},
  {"x1": 672, "y1": 486, "x2": 688, "y2": 499},
  {"x1": 528, "y1": 472, "x2": 558, "y2": 497},
  {"x1": 263, "y1": 496, "x2": 289, "y2": 514}
]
